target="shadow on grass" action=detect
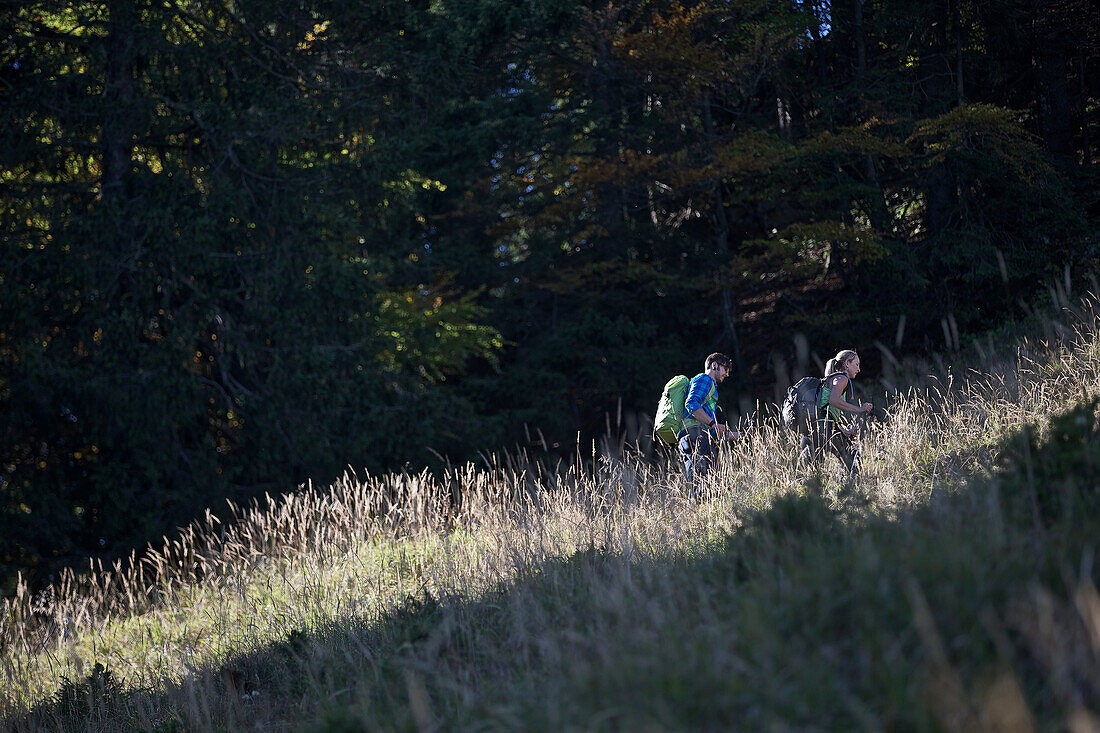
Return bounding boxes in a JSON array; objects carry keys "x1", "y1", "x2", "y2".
[{"x1": 13, "y1": 401, "x2": 1100, "y2": 732}]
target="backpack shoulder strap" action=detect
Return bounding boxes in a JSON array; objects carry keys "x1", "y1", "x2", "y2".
[{"x1": 822, "y1": 372, "x2": 856, "y2": 406}]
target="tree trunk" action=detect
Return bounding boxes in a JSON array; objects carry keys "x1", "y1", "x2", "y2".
[
  {"x1": 102, "y1": 0, "x2": 137, "y2": 204},
  {"x1": 1081, "y1": 47, "x2": 1090, "y2": 165},
  {"x1": 951, "y1": 0, "x2": 965, "y2": 104},
  {"x1": 703, "y1": 93, "x2": 747, "y2": 397},
  {"x1": 1035, "y1": 3, "x2": 1073, "y2": 162},
  {"x1": 924, "y1": 165, "x2": 955, "y2": 244},
  {"x1": 807, "y1": 1, "x2": 827, "y2": 88},
  {"x1": 586, "y1": 22, "x2": 626, "y2": 239},
  {"x1": 853, "y1": 0, "x2": 866, "y2": 77},
  {"x1": 919, "y1": 2, "x2": 958, "y2": 244},
  {"x1": 852, "y1": 0, "x2": 889, "y2": 237}
]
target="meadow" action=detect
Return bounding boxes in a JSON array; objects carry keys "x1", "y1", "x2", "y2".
[{"x1": 2, "y1": 290, "x2": 1099, "y2": 731}]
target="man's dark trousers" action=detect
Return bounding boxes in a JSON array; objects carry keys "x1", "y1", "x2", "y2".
[{"x1": 678, "y1": 425, "x2": 715, "y2": 494}]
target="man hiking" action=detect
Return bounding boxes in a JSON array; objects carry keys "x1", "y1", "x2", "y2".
[
  {"x1": 678, "y1": 352, "x2": 736, "y2": 491},
  {"x1": 800, "y1": 349, "x2": 873, "y2": 477}
]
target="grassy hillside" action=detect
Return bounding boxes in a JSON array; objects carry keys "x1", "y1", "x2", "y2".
[{"x1": 3, "y1": 295, "x2": 1100, "y2": 731}]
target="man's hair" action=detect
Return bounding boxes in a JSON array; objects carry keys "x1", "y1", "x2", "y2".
[{"x1": 705, "y1": 352, "x2": 732, "y2": 371}]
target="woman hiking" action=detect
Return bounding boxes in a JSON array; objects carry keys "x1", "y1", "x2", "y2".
[{"x1": 801, "y1": 349, "x2": 873, "y2": 477}]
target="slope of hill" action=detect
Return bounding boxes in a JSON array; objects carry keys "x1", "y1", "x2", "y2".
[{"x1": 3, "y1": 296, "x2": 1100, "y2": 731}]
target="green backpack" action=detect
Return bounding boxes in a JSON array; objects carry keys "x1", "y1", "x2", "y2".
[{"x1": 653, "y1": 375, "x2": 715, "y2": 444}]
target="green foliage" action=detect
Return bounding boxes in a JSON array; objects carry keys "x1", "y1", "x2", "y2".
[
  {"x1": 0, "y1": 0, "x2": 505, "y2": 586},
  {"x1": 904, "y1": 104, "x2": 1086, "y2": 316},
  {"x1": 742, "y1": 490, "x2": 839, "y2": 540},
  {"x1": 49, "y1": 663, "x2": 132, "y2": 731},
  {"x1": 389, "y1": 591, "x2": 446, "y2": 646},
  {"x1": 997, "y1": 397, "x2": 1100, "y2": 534}
]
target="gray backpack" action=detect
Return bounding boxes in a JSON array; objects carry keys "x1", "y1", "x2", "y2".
[
  {"x1": 781, "y1": 377, "x2": 821, "y2": 432},
  {"x1": 781, "y1": 372, "x2": 844, "y2": 432}
]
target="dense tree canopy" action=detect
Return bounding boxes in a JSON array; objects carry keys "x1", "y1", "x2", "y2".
[{"x1": 2, "y1": 0, "x2": 1096, "y2": 589}]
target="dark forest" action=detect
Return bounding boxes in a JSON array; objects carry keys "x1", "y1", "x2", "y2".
[{"x1": 2, "y1": 0, "x2": 1097, "y2": 590}]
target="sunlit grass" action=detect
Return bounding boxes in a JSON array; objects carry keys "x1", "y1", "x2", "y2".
[{"x1": 3, "y1": 294, "x2": 1100, "y2": 730}]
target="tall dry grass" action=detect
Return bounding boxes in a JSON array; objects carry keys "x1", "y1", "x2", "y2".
[{"x1": 2, "y1": 291, "x2": 1100, "y2": 730}]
